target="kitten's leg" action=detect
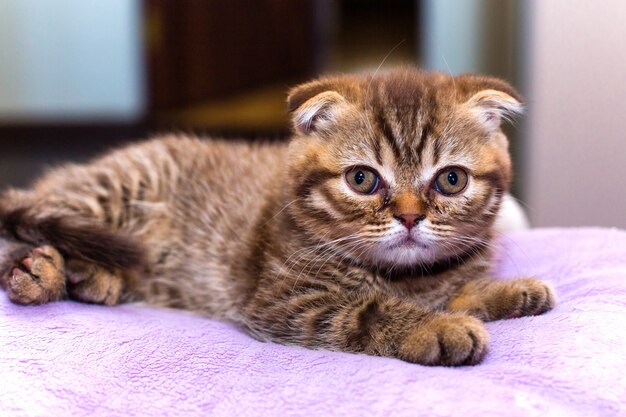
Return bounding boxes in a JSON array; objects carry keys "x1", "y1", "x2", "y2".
[
  {"x1": 447, "y1": 277, "x2": 556, "y2": 321},
  {"x1": 245, "y1": 293, "x2": 489, "y2": 366},
  {"x1": 0, "y1": 145, "x2": 164, "y2": 306}
]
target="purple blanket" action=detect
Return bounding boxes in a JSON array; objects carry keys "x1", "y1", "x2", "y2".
[{"x1": 1, "y1": 228, "x2": 625, "y2": 417}]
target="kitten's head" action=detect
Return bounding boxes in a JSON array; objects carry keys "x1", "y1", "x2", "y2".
[{"x1": 285, "y1": 68, "x2": 522, "y2": 269}]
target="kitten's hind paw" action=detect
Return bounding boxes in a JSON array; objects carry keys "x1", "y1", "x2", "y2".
[
  {"x1": 66, "y1": 259, "x2": 124, "y2": 306},
  {"x1": 3, "y1": 245, "x2": 66, "y2": 305}
]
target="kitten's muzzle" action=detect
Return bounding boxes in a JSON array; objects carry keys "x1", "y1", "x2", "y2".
[{"x1": 393, "y1": 213, "x2": 426, "y2": 230}]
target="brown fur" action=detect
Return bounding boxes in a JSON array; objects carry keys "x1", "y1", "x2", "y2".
[{"x1": 0, "y1": 68, "x2": 554, "y2": 365}]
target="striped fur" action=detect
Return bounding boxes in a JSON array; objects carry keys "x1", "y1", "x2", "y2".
[{"x1": 0, "y1": 68, "x2": 554, "y2": 365}]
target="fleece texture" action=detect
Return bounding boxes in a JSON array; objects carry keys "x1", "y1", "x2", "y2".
[{"x1": 0, "y1": 228, "x2": 625, "y2": 417}]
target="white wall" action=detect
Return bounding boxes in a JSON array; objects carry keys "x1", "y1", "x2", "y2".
[
  {"x1": 0, "y1": 0, "x2": 144, "y2": 122},
  {"x1": 522, "y1": 0, "x2": 626, "y2": 228}
]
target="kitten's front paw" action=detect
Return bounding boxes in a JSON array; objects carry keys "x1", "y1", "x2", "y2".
[
  {"x1": 3, "y1": 245, "x2": 65, "y2": 305},
  {"x1": 491, "y1": 278, "x2": 555, "y2": 320},
  {"x1": 399, "y1": 314, "x2": 488, "y2": 366}
]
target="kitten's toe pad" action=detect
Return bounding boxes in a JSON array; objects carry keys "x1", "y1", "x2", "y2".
[
  {"x1": 66, "y1": 259, "x2": 123, "y2": 306},
  {"x1": 4, "y1": 245, "x2": 65, "y2": 305},
  {"x1": 400, "y1": 314, "x2": 488, "y2": 366},
  {"x1": 499, "y1": 278, "x2": 555, "y2": 319}
]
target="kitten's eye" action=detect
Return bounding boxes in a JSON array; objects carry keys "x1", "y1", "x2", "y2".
[
  {"x1": 434, "y1": 167, "x2": 468, "y2": 195},
  {"x1": 345, "y1": 167, "x2": 380, "y2": 194}
]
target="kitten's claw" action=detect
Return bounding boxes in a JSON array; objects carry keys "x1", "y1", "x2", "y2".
[{"x1": 4, "y1": 245, "x2": 66, "y2": 305}]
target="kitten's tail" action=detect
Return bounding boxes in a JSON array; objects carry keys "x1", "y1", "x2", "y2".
[{"x1": 0, "y1": 206, "x2": 146, "y2": 270}]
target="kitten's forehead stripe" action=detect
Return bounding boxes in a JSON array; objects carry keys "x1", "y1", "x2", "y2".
[
  {"x1": 415, "y1": 120, "x2": 432, "y2": 167},
  {"x1": 368, "y1": 76, "x2": 442, "y2": 170},
  {"x1": 375, "y1": 110, "x2": 403, "y2": 162},
  {"x1": 432, "y1": 136, "x2": 442, "y2": 166},
  {"x1": 399, "y1": 106, "x2": 420, "y2": 166},
  {"x1": 370, "y1": 135, "x2": 383, "y2": 165}
]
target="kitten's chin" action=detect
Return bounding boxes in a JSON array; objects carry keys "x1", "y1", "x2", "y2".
[{"x1": 373, "y1": 239, "x2": 438, "y2": 268}]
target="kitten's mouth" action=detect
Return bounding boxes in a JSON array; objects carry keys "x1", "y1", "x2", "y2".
[
  {"x1": 370, "y1": 231, "x2": 434, "y2": 267},
  {"x1": 400, "y1": 236, "x2": 418, "y2": 247},
  {"x1": 387, "y1": 234, "x2": 428, "y2": 250}
]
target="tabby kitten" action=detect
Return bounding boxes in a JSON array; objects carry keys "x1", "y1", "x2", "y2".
[{"x1": 0, "y1": 68, "x2": 554, "y2": 366}]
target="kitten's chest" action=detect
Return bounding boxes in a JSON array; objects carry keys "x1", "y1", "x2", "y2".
[
  {"x1": 373, "y1": 272, "x2": 466, "y2": 309},
  {"x1": 274, "y1": 239, "x2": 481, "y2": 310},
  {"x1": 317, "y1": 259, "x2": 468, "y2": 310}
]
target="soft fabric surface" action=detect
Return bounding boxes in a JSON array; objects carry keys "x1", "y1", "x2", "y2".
[{"x1": 1, "y1": 228, "x2": 625, "y2": 417}]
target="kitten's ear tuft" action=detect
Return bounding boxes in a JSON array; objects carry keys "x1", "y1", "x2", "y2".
[
  {"x1": 457, "y1": 75, "x2": 524, "y2": 131},
  {"x1": 466, "y1": 89, "x2": 524, "y2": 130},
  {"x1": 287, "y1": 81, "x2": 347, "y2": 135}
]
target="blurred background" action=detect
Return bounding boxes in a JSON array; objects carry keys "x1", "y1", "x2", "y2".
[{"x1": 0, "y1": 0, "x2": 624, "y2": 228}]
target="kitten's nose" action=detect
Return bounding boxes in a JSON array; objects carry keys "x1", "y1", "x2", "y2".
[{"x1": 393, "y1": 213, "x2": 426, "y2": 230}]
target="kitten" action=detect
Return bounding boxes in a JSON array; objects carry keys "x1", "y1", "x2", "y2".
[{"x1": 0, "y1": 68, "x2": 554, "y2": 366}]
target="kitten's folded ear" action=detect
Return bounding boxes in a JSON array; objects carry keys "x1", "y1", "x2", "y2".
[
  {"x1": 457, "y1": 75, "x2": 524, "y2": 131},
  {"x1": 287, "y1": 80, "x2": 348, "y2": 135}
]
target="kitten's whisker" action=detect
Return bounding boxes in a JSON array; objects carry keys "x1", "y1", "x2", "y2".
[
  {"x1": 308, "y1": 238, "x2": 368, "y2": 292},
  {"x1": 285, "y1": 236, "x2": 351, "y2": 276},
  {"x1": 440, "y1": 53, "x2": 458, "y2": 104},
  {"x1": 492, "y1": 231, "x2": 529, "y2": 277},
  {"x1": 311, "y1": 238, "x2": 366, "y2": 283},
  {"x1": 290, "y1": 233, "x2": 363, "y2": 290},
  {"x1": 333, "y1": 239, "x2": 373, "y2": 274},
  {"x1": 262, "y1": 198, "x2": 300, "y2": 226},
  {"x1": 276, "y1": 230, "x2": 335, "y2": 280},
  {"x1": 365, "y1": 39, "x2": 406, "y2": 100}
]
